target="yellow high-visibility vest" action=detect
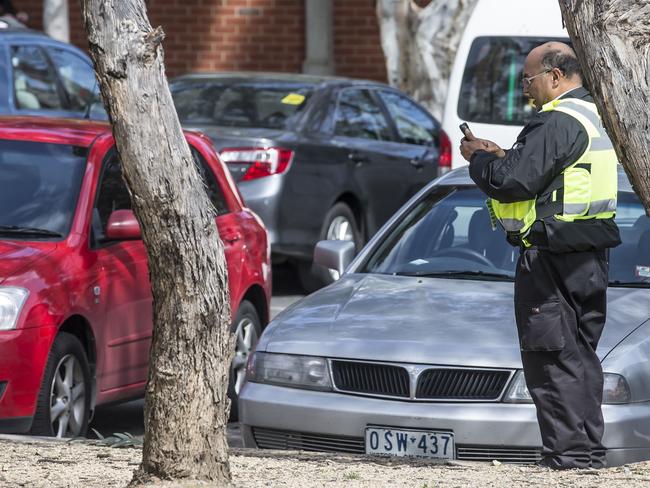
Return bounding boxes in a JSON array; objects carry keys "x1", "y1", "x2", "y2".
[{"x1": 487, "y1": 98, "x2": 618, "y2": 246}]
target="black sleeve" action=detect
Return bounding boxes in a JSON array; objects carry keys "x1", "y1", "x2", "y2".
[{"x1": 468, "y1": 111, "x2": 589, "y2": 203}]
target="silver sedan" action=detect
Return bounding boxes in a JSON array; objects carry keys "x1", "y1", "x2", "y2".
[{"x1": 239, "y1": 167, "x2": 650, "y2": 466}]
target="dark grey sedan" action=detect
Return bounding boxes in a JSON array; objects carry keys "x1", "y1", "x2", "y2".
[
  {"x1": 170, "y1": 73, "x2": 451, "y2": 288},
  {"x1": 239, "y1": 167, "x2": 650, "y2": 467}
]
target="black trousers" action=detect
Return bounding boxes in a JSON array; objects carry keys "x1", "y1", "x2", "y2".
[{"x1": 514, "y1": 248, "x2": 608, "y2": 469}]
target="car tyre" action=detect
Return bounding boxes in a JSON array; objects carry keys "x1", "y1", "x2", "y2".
[
  {"x1": 228, "y1": 300, "x2": 261, "y2": 421},
  {"x1": 30, "y1": 332, "x2": 91, "y2": 438},
  {"x1": 299, "y1": 202, "x2": 362, "y2": 293}
]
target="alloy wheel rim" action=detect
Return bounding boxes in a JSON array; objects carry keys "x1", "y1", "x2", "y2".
[
  {"x1": 326, "y1": 216, "x2": 355, "y2": 280},
  {"x1": 232, "y1": 317, "x2": 258, "y2": 394},
  {"x1": 49, "y1": 354, "x2": 85, "y2": 438},
  {"x1": 326, "y1": 216, "x2": 354, "y2": 242}
]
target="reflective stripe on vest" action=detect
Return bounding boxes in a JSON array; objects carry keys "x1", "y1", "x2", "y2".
[
  {"x1": 488, "y1": 97, "x2": 618, "y2": 241},
  {"x1": 542, "y1": 98, "x2": 618, "y2": 221}
]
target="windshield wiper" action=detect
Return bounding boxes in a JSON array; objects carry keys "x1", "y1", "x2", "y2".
[
  {"x1": 396, "y1": 270, "x2": 514, "y2": 281},
  {"x1": 0, "y1": 225, "x2": 62, "y2": 238},
  {"x1": 609, "y1": 280, "x2": 650, "y2": 288}
]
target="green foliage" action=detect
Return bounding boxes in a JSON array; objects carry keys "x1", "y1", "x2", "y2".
[
  {"x1": 87, "y1": 428, "x2": 143, "y2": 448},
  {"x1": 344, "y1": 471, "x2": 361, "y2": 480}
]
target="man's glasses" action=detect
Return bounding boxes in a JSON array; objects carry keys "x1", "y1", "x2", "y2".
[{"x1": 522, "y1": 68, "x2": 553, "y2": 88}]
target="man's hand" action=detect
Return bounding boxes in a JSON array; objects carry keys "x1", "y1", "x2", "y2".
[{"x1": 460, "y1": 137, "x2": 506, "y2": 161}]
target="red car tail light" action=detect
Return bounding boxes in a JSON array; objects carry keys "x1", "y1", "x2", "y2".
[
  {"x1": 220, "y1": 147, "x2": 294, "y2": 181},
  {"x1": 438, "y1": 129, "x2": 452, "y2": 176}
]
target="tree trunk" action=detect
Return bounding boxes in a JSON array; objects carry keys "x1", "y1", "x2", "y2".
[
  {"x1": 80, "y1": 1, "x2": 233, "y2": 486},
  {"x1": 558, "y1": 0, "x2": 650, "y2": 215},
  {"x1": 376, "y1": 0, "x2": 477, "y2": 118},
  {"x1": 44, "y1": 0, "x2": 69, "y2": 42}
]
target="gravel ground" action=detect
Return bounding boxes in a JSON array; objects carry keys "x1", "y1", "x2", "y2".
[{"x1": 1, "y1": 435, "x2": 650, "y2": 488}]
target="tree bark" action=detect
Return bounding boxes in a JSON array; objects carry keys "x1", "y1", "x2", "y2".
[
  {"x1": 80, "y1": 1, "x2": 233, "y2": 486},
  {"x1": 558, "y1": 0, "x2": 650, "y2": 215},
  {"x1": 376, "y1": 0, "x2": 477, "y2": 118},
  {"x1": 44, "y1": 0, "x2": 70, "y2": 42}
]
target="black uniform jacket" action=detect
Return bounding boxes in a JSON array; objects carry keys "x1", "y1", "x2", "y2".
[{"x1": 469, "y1": 86, "x2": 621, "y2": 253}]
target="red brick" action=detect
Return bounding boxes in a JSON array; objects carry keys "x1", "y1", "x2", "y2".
[{"x1": 19, "y1": 0, "x2": 382, "y2": 80}]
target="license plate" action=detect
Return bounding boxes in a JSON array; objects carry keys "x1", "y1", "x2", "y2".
[{"x1": 365, "y1": 427, "x2": 455, "y2": 459}]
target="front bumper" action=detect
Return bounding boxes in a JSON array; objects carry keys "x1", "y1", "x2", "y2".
[
  {"x1": 0, "y1": 326, "x2": 58, "y2": 431},
  {"x1": 239, "y1": 382, "x2": 650, "y2": 466}
]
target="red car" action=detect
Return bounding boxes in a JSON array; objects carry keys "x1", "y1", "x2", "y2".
[{"x1": 0, "y1": 117, "x2": 271, "y2": 437}]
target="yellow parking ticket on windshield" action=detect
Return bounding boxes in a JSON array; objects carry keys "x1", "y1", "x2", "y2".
[{"x1": 282, "y1": 93, "x2": 305, "y2": 105}]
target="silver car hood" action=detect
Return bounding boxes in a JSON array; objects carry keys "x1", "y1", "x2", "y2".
[{"x1": 261, "y1": 274, "x2": 650, "y2": 369}]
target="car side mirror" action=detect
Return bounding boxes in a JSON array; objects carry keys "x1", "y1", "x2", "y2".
[
  {"x1": 314, "y1": 240, "x2": 356, "y2": 275},
  {"x1": 105, "y1": 209, "x2": 141, "y2": 241}
]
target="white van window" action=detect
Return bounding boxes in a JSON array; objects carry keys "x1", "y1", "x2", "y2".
[{"x1": 458, "y1": 37, "x2": 565, "y2": 126}]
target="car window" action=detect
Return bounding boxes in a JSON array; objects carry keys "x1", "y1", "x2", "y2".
[
  {"x1": 191, "y1": 148, "x2": 229, "y2": 216},
  {"x1": 171, "y1": 80, "x2": 313, "y2": 129},
  {"x1": 46, "y1": 47, "x2": 97, "y2": 112},
  {"x1": 334, "y1": 89, "x2": 392, "y2": 141},
  {"x1": 11, "y1": 45, "x2": 64, "y2": 110},
  {"x1": 361, "y1": 185, "x2": 650, "y2": 287},
  {"x1": 0, "y1": 139, "x2": 86, "y2": 238},
  {"x1": 362, "y1": 187, "x2": 517, "y2": 277},
  {"x1": 93, "y1": 149, "x2": 229, "y2": 243},
  {"x1": 378, "y1": 91, "x2": 436, "y2": 146},
  {"x1": 609, "y1": 192, "x2": 650, "y2": 285},
  {"x1": 458, "y1": 36, "x2": 565, "y2": 126},
  {"x1": 93, "y1": 152, "x2": 133, "y2": 244}
]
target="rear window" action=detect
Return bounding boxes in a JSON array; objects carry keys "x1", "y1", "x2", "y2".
[
  {"x1": 458, "y1": 36, "x2": 567, "y2": 126},
  {"x1": 171, "y1": 80, "x2": 313, "y2": 129}
]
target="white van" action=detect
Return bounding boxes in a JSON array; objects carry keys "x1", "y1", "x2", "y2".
[{"x1": 442, "y1": 0, "x2": 569, "y2": 168}]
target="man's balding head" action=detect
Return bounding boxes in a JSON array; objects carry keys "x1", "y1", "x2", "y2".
[{"x1": 523, "y1": 42, "x2": 583, "y2": 110}]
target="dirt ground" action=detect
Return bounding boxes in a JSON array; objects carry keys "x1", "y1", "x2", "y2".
[{"x1": 1, "y1": 435, "x2": 650, "y2": 488}]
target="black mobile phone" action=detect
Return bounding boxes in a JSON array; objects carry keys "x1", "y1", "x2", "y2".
[{"x1": 459, "y1": 122, "x2": 472, "y2": 137}]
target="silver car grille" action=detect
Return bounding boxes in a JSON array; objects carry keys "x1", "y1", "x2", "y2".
[
  {"x1": 330, "y1": 360, "x2": 513, "y2": 401},
  {"x1": 456, "y1": 445, "x2": 542, "y2": 463},
  {"x1": 252, "y1": 427, "x2": 365, "y2": 454},
  {"x1": 416, "y1": 368, "x2": 511, "y2": 400},
  {"x1": 331, "y1": 360, "x2": 410, "y2": 398},
  {"x1": 252, "y1": 428, "x2": 541, "y2": 464}
]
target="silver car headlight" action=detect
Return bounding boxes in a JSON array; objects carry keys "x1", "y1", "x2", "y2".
[
  {"x1": 0, "y1": 287, "x2": 29, "y2": 331},
  {"x1": 245, "y1": 352, "x2": 332, "y2": 391},
  {"x1": 602, "y1": 373, "x2": 632, "y2": 404},
  {"x1": 504, "y1": 370, "x2": 631, "y2": 404},
  {"x1": 503, "y1": 370, "x2": 532, "y2": 403}
]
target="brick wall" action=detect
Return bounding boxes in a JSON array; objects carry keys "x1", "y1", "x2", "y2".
[
  {"x1": 16, "y1": 0, "x2": 386, "y2": 82},
  {"x1": 333, "y1": 0, "x2": 386, "y2": 82}
]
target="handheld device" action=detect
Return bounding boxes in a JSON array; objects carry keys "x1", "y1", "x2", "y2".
[{"x1": 459, "y1": 122, "x2": 472, "y2": 138}]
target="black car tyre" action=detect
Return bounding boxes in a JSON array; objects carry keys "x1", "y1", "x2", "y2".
[
  {"x1": 30, "y1": 332, "x2": 91, "y2": 438},
  {"x1": 299, "y1": 202, "x2": 362, "y2": 292},
  {"x1": 228, "y1": 300, "x2": 261, "y2": 421}
]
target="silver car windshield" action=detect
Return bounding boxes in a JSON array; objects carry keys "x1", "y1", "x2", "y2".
[{"x1": 361, "y1": 186, "x2": 650, "y2": 287}]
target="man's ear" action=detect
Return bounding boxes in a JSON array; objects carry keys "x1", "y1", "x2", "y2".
[{"x1": 551, "y1": 67, "x2": 562, "y2": 88}]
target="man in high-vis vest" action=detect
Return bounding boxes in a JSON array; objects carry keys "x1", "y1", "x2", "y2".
[{"x1": 460, "y1": 42, "x2": 621, "y2": 470}]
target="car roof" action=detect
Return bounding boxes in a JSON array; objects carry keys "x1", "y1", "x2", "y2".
[
  {"x1": 0, "y1": 116, "x2": 210, "y2": 149},
  {"x1": 439, "y1": 165, "x2": 634, "y2": 193},
  {"x1": 0, "y1": 116, "x2": 111, "y2": 147},
  {"x1": 0, "y1": 28, "x2": 51, "y2": 39},
  {"x1": 171, "y1": 71, "x2": 386, "y2": 89}
]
